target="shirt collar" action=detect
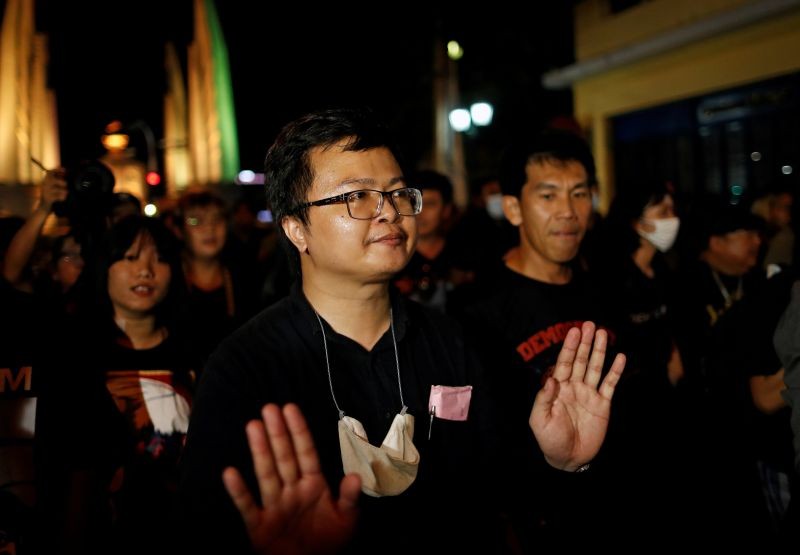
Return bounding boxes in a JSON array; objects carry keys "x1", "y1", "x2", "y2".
[{"x1": 289, "y1": 281, "x2": 409, "y2": 344}]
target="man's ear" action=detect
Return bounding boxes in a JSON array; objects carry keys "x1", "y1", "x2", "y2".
[
  {"x1": 282, "y1": 216, "x2": 309, "y2": 254},
  {"x1": 503, "y1": 195, "x2": 522, "y2": 226}
]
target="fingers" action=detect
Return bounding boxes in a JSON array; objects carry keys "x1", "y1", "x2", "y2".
[
  {"x1": 530, "y1": 376, "x2": 559, "y2": 427},
  {"x1": 337, "y1": 474, "x2": 362, "y2": 515},
  {"x1": 584, "y1": 327, "x2": 608, "y2": 388},
  {"x1": 262, "y1": 404, "x2": 300, "y2": 487},
  {"x1": 282, "y1": 403, "x2": 321, "y2": 477},
  {"x1": 246, "y1": 416, "x2": 283, "y2": 504},
  {"x1": 223, "y1": 466, "x2": 262, "y2": 532},
  {"x1": 569, "y1": 321, "x2": 596, "y2": 383},
  {"x1": 552, "y1": 327, "x2": 582, "y2": 381},
  {"x1": 599, "y1": 353, "x2": 626, "y2": 400},
  {"x1": 41, "y1": 170, "x2": 68, "y2": 206}
]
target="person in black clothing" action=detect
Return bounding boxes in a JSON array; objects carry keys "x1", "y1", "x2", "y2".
[
  {"x1": 589, "y1": 181, "x2": 686, "y2": 538},
  {"x1": 175, "y1": 189, "x2": 258, "y2": 364},
  {"x1": 461, "y1": 129, "x2": 624, "y2": 549},
  {"x1": 178, "y1": 108, "x2": 625, "y2": 554},
  {"x1": 672, "y1": 198, "x2": 769, "y2": 539},
  {"x1": 728, "y1": 269, "x2": 798, "y2": 541},
  {"x1": 393, "y1": 170, "x2": 455, "y2": 312}
]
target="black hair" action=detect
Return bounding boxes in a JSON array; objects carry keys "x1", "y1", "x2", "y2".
[
  {"x1": 499, "y1": 129, "x2": 596, "y2": 198},
  {"x1": 89, "y1": 215, "x2": 184, "y2": 330},
  {"x1": 263, "y1": 107, "x2": 406, "y2": 273},
  {"x1": 410, "y1": 170, "x2": 454, "y2": 205}
]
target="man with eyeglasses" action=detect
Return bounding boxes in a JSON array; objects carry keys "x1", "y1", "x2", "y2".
[{"x1": 178, "y1": 108, "x2": 624, "y2": 554}]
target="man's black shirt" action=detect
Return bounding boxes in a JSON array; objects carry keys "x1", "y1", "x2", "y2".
[{"x1": 178, "y1": 283, "x2": 501, "y2": 553}]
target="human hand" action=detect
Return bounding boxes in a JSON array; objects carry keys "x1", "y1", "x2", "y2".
[
  {"x1": 529, "y1": 321, "x2": 625, "y2": 471},
  {"x1": 39, "y1": 168, "x2": 68, "y2": 213},
  {"x1": 223, "y1": 403, "x2": 361, "y2": 555}
]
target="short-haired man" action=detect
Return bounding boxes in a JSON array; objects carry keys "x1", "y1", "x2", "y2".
[
  {"x1": 178, "y1": 110, "x2": 624, "y2": 554},
  {"x1": 462, "y1": 129, "x2": 615, "y2": 548}
]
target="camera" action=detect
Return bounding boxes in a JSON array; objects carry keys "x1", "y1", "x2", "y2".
[{"x1": 53, "y1": 160, "x2": 116, "y2": 223}]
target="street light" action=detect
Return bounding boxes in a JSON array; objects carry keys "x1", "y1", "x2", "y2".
[
  {"x1": 449, "y1": 109, "x2": 471, "y2": 132},
  {"x1": 470, "y1": 102, "x2": 493, "y2": 126},
  {"x1": 448, "y1": 101, "x2": 494, "y2": 132},
  {"x1": 127, "y1": 120, "x2": 158, "y2": 177}
]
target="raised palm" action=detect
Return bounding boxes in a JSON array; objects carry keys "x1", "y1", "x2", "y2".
[
  {"x1": 529, "y1": 321, "x2": 625, "y2": 471},
  {"x1": 223, "y1": 403, "x2": 361, "y2": 555}
]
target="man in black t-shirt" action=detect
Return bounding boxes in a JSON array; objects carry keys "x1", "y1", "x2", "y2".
[
  {"x1": 178, "y1": 109, "x2": 625, "y2": 554},
  {"x1": 462, "y1": 130, "x2": 614, "y2": 548}
]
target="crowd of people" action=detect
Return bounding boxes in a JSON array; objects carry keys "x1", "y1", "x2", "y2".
[{"x1": 1, "y1": 106, "x2": 798, "y2": 553}]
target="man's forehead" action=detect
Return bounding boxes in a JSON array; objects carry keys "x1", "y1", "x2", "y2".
[
  {"x1": 309, "y1": 145, "x2": 401, "y2": 187},
  {"x1": 526, "y1": 158, "x2": 587, "y2": 175},
  {"x1": 525, "y1": 158, "x2": 588, "y2": 186}
]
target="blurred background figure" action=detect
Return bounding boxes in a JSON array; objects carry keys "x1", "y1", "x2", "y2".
[
  {"x1": 175, "y1": 189, "x2": 258, "y2": 364},
  {"x1": 752, "y1": 186, "x2": 794, "y2": 271},
  {"x1": 227, "y1": 195, "x2": 292, "y2": 308},
  {"x1": 394, "y1": 170, "x2": 455, "y2": 312},
  {"x1": 590, "y1": 180, "x2": 686, "y2": 536},
  {"x1": 2, "y1": 169, "x2": 85, "y2": 314},
  {"x1": 109, "y1": 192, "x2": 142, "y2": 225},
  {"x1": 446, "y1": 175, "x2": 517, "y2": 314},
  {"x1": 673, "y1": 196, "x2": 768, "y2": 539}
]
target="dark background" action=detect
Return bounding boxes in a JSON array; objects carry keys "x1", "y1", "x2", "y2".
[{"x1": 21, "y1": 1, "x2": 576, "y2": 179}]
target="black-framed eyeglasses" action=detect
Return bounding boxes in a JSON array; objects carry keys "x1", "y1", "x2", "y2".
[{"x1": 294, "y1": 188, "x2": 423, "y2": 220}]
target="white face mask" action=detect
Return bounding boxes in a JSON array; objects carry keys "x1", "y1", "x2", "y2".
[
  {"x1": 338, "y1": 412, "x2": 419, "y2": 497},
  {"x1": 638, "y1": 216, "x2": 680, "y2": 252},
  {"x1": 486, "y1": 193, "x2": 505, "y2": 221}
]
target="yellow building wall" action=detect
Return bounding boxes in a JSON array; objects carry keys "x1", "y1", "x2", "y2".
[{"x1": 571, "y1": 0, "x2": 800, "y2": 208}]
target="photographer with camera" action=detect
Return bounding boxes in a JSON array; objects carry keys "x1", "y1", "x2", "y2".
[{"x1": 3, "y1": 168, "x2": 71, "y2": 292}]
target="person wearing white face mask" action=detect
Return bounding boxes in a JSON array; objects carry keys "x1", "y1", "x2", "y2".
[
  {"x1": 589, "y1": 181, "x2": 687, "y2": 540},
  {"x1": 637, "y1": 213, "x2": 680, "y2": 253}
]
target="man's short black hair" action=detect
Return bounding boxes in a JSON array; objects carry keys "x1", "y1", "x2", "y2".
[
  {"x1": 263, "y1": 107, "x2": 406, "y2": 274},
  {"x1": 409, "y1": 170, "x2": 453, "y2": 205},
  {"x1": 498, "y1": 129, "x2": 596, "y2": 197}
]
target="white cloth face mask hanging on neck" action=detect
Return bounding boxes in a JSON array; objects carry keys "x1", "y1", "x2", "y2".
[
  {"x1": 314, "y1": 309, "x2": 420, "y2": 497},
  {"x1": 638, "y1": 216, "x2": 680, "y2": 252},
  {"x1": 338, "y1": 410, "x2": 420, "y2": 497}
]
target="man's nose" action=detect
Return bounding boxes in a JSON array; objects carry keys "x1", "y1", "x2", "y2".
[
  {"x1": 555, "y1": 195, "x2": 577, "y2": 217},
  {"x1": 377, "y1": 194, "x2": 401, "y2": 223}
]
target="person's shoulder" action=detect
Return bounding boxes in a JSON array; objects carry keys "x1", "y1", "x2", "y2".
[{"x1": 214, "y1": 296, "x2": 296, "y2": 355}]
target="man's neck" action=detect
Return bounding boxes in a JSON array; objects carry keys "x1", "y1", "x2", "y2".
[
  {"x1": 302, "y1": 275, "x2": 392, "y2": 351},
  {"x1": 505, "y1": 246, "x2": 573, "y2": 284},
  {"x1": 701, "y1": 252, "x2": 746, "y2": 277},
  {"x1": 416, "y1": 234, "x2": 445, "y2": 260}
]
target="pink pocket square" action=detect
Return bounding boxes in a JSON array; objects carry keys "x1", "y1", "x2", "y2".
[{"x1": 428, "y1": 385, "x2": 472, "y2": 421}]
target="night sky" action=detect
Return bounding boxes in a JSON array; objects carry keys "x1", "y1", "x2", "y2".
[{"x1": 26, "y1": 1, "x2": 576, "y2": 179}]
